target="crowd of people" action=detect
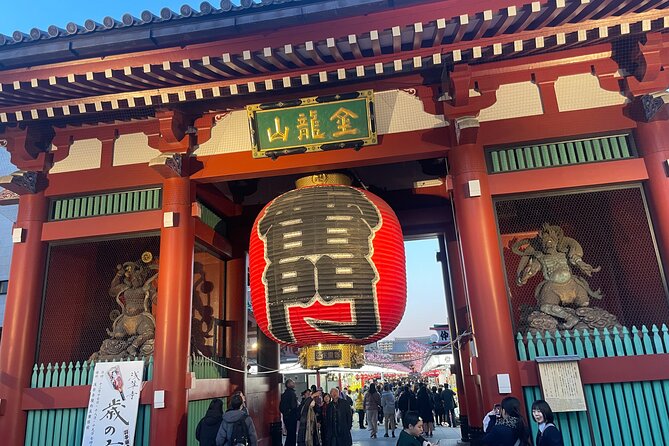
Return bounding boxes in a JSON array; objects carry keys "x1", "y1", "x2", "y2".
[
  {"x1": 279, "y1": 378, "x2": 461, "y2": 446},
  {"x1": 194, "y1": 378, "x2": 564, "y2": 446},
  {"x1": 278, "y1": 377, "x2": 565, "y2": 446}
]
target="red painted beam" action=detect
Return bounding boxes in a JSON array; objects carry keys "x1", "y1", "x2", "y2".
[
  {"x1": 191, "y1": 128, "x2": 449, "y2": 182},
  {"x1": 21, "y1": 381, "x2": 154, "y2": 410},
  {"x1": 488, "y1": 158, "x2": 648, "y2": 196},
  {"x1": 195, "y1": 219, "x2": 233, "y2": 258},
  {"x1": 479, "y1": 106, "x2": 636, "y2": 147},
  {"x1": 41, "y1": 210, "x2": 162, "y2": 241},
  {"x1": 518, "y1": 353, "x2": 669, "y2": 387},
  {"x1": 46, "y1": 165, "x2": 163, "y2": 197}
]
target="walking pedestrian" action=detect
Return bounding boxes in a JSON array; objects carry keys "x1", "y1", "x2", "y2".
[
  {"x1": 381, "y1": 384, "x2": 397, "y2": 438},
  {"x1": 532, "y1": 400, "x2": 564, "y2": 446},
  {"x1": 364, "y1": 383, "x2": 382, "y2": 438},
  {"x1": 325, "y1": 388, "x2": 353, "y2": 446},
  {"x1": 280, "y1": 379, "x2": 299, "y2": 446},
  {"x1": 397, "y1": 385, "x2": 416, "y2": 427},
  {"x1": 481, "y1": 396, "x2": 530, "y2": 446},
  {"x1": 216, "y1": 394, "x2": 258, "y2": 446},
  {"x1": 354, "y1": 389, "x2": 365, "y2": 429},
  {"x1": 196, "y1": 399, "x2": 224, "y2": 446},
  {"x1": 416, "y1": 384, "x2": 434, "y2": 437},
  {"x1": 441, "y1": 384, "x2": 457, "y2": 428},
  {"x1": 431, "y1": 387, "x2": 444, "y2": 426}
]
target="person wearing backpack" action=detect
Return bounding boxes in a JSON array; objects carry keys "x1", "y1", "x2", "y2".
[
  {"x1": 196, "y1": 399, "x2": 224, "y2": 446},
  {"x1": 216, "y1": 394, "x2": 258, "y2": 446}
]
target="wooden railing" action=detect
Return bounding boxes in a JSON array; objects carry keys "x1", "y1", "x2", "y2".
[
  {"x1": 516, "y1": 325, "x2": 669, "y2": 446},
  {"x1": 24, "y1": 358, "x2": 153, "y2": 446}
]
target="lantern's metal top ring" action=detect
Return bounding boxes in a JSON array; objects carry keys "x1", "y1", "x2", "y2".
[{"x1": 296, "y1": 172, "x2": 352, "y2": 188}]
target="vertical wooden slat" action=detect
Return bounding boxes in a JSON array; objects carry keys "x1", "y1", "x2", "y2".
[
  {"x1": 527, "y1": 332, "x2": 537, "y2": 360},
  {"x1": 532, "y1": 145, "x2": 543, "y2": 167},
  {"x1": 618, "y1": 135, "x2": 631, "y2": 157},
  {"x1": 601, "y1": 138, "x2": 613, "y2": 159},
  {"x1": 490, "y1": 151, "x2": 501, "y2": 172},
  {"x1": 566, "y1": 142, "x2": 577, "y2": 164},
  {"x1": 515, "y1": 148, "x2": 526, "y2": 170},
  {"x1": 535, "y1": 332, "x2": 546, "y2": 357},
  {"x1": 557, "y1": 143, "x2": 569, "y2": 165},
  {"x1": 544, "y1": 331, "x2": 555, "y2": 356},
  {"x1": 583, "y1": 140, "x2": 595, "y2": 161},
  {"x1": 516, "y1": 333, "x2": 527, "y2": 360},
  {"x1": 60, "y1": 363, "x2": 74, "y2": 446},
  {"x1": 548, "y1": 144, "x2": 560, "y2": 166},
  {"x1": 523, "y1": 147, "x2": 534, "y2": 168},
  {"x1": 574, "y1": 141, "x2": 586, "y2": 163},
  {"x1": 609, "y1": 137, "x2": 622, "y2": 159},
  {"x1": 592, "y1": 139, "x2": 604, "y2": 160},
  {"x1": 632, "y1": 326, "x2": 658, "y2": 444},
  {"x1": 499, "y1": 150, "x2": 509, "y2": 171},
  {"x1": 153, "y1": 189, "x2": 161, "y2": 209},
  {"x1": 602, "y1": 329, "x2": 632, "y2": 443},
  {"x1": 25, "y1": 365, "x2": 39, "y2": 445}
]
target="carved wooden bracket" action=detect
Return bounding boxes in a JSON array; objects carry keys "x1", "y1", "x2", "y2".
[
  {"x1": 146, "y1": 109, "x2": 194, "y2": 153},
  {"x1": 0, "y1": 170, "x2": 40, "y2": 195},
  {"x1": 441, "y1": 65, "x2": 499, "y2": 145},
  {"x1": 624, "y1": 34, "x2": 669, "y2": 97},
  {"x1": 149, "y1": 152, "x2": 186, "y2": 178},
  {"x1": 0, "y1": 125, "x2": 54, "y2": 172}
]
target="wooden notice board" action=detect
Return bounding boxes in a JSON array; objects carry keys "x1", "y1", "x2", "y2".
[{"x1": 536, "y1": 355, "x2": 587, "y2": 412}]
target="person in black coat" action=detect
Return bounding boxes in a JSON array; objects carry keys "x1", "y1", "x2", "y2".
[
  {"x1": 280, "y1": 379, "x2": 299, "y2": 446},
  {"x1": 397, "y1": 386, "x2": 416, "y2": 427},
  {"x1": 532, "y1": 400, "x2": 564, "y2": 446},
  {"x1": 416, "y1": 384, "x2": 434, "y2": 437},
  {"x1": 481, "y1": 396, "x2": 530, "y2": 446},
  {"x1": 441, "y1": 384, "x2": 457, "y2": 428},
  {"x1": 325, "y1": 388, "x2": 353, "y2": 446},
  {"x1": 196, "y1": 399, "x2": 224, "y2": 446}
]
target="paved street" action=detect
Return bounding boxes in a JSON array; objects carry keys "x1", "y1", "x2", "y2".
[{"x1": 350, "y1": 420, "x2": 462, "y2": 446}]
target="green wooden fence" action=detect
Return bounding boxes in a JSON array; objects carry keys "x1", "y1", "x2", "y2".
[
  {"x1": 50, "y1": 187, "x2": 162, "y2": 221},
  {"x1": 517, "y1": 325, "x2": 669, "y2": 446},
  {"x1": 488, "y1": 134, "x2": 636, "y2": 173},
  {"x1": 25, "y1": 358, "x2": 153, "y2": 446}
]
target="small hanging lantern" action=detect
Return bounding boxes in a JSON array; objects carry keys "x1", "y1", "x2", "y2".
[{"x1": 249, "y1": 173, "x2": 406, "y2": 369}]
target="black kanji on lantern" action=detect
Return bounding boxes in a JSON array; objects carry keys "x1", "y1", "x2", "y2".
[{"x1": 257, "y1": 186, "x2": 382, "y2": 343}]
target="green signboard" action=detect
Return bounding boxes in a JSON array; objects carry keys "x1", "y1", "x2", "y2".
[{"x1": 247, "y1": 90, "x2": 376, "y2": 158}]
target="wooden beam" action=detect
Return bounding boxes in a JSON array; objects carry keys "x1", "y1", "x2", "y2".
[
  {"x1": 488, "y1": 158, "x2": 648, "y2": 196},
  {"x1": 191, "y1": 128, "x2": 449, "y2": 182},
  {"x1": 518, "y1": 353, "x2": 669, "y2": 387},
  {"x1": 41, "y1": 210, "x2": 163, "y2": 241},
  {"x1": 21, "y1": 381, "x2": 154, "y2": 410}
]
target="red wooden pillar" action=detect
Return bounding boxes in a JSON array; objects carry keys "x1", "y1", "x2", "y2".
[
  {"x1": 0, "y1": 192, "x2": 48, "y2": 446},
  {"x1": 225, "y1": 257, "x2": 248, "y2": 393},
  {"x1": 448, "y1": 142, "x2": 522, "y2": 411},
  {"x1": 634, "y1": 114, "x2": 669, "y2": 280},
  {"x1": 150, "y1": 176, "x2": 194, "y2": 446},
  {"x1": 445, "y1": 233, "x2": 484, "y2": 428}
]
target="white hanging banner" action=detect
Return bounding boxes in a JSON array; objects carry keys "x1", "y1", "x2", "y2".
[{"x1": 81, "y1": 360, "x2": 145, "y2": 446}]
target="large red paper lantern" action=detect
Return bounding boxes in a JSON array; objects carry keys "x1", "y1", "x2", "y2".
[{"x1": 249, "y1": 173, "x2": 406, "y2": 368}]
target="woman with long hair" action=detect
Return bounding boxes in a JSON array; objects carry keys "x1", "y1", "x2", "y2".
[
  {"x1": 481, "y1": 396, "x2": 530, "y2": 446},
  {"x1": 531, "y1": 400, "x2": 564, "y2": 446},
  {"x1": 416, "y1": 383, "x2": 435, "y2": 437}
]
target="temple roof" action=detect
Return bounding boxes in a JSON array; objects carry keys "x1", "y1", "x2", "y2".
[
  {"x1": 0, "y1": 0, "x2": 425, "y2": 68},
  {"x1": 0, "y1": 0, "x2": 667, "y2": 126}
]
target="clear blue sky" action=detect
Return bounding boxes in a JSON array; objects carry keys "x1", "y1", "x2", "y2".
[
  {"x1": 387, "y1": 239, "x2": 448, "y2": 340},
  {"x1": 1, "y1": 1, "x2": 450, "y2": 339},
  {"x1": 2, "y1": 1, "x2": 214, "y2": 35}
]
